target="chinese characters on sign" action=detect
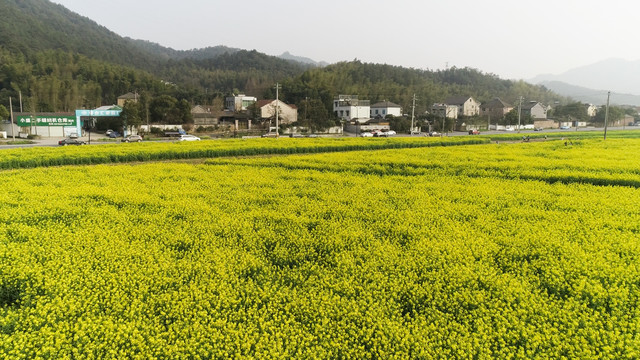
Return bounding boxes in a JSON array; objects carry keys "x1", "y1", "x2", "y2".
[{"x1": 16, "y1": 116, "x2": 76, "y2": 127}]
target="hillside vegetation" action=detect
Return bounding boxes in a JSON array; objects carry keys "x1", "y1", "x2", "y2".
[{"x1": 0, "y1": 0, "x2": 568, "y2": 120}]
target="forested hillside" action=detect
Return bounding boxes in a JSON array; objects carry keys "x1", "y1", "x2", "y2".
[
  {"x1": 0, "y1": 0, "x2": 567, "y2": 120},
  {"x1": 0, "y1": 0, "x2": 161, "y2": 69},
  {"x1": 281, "y1": 61, "x2": 566, "y2": 116}
]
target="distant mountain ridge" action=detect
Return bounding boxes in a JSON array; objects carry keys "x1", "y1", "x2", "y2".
[
  {"x1": 538, "y1": 81, "x2": 640, "y2": 106},
  {"x1": 531, "y1": 58, "x2": 640, "y2": 97},
  {"x1": 278, "y1": 52, "x2": 328, "y2": 67}
]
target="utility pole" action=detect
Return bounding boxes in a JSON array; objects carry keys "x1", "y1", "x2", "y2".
[
  {"x1": 274, "y1": 83, "x2": 281, "y2": 138},
  {"x1": 517, "y1": 96, "x2": 523, "y2": 133},
  {"x1": 19, "y1": 91, "x2": 23, "y2": 112},
  {"x1": 410, "y1": 94, "x2": 416, "y2": 135},
  {"x1": 604, "y1": 91, "x2": 610, "y2": 140},
  {"x1": 9, "y1": 97, "x2": 15, "y2": 141}
]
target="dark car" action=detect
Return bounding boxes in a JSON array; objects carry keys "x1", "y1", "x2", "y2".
[
  {"x1": 58, "y1": 138, "x2": 86, "y2": 146},
  {"x1": 109, "y1": 132, "x2": 121, "y2": 138}
]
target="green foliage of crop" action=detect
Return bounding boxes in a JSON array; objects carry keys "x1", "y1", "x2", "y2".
[
  {"x1": 1, "y1": 139, "x2": 640, "y2": 358},
  {"x1": 0, "y1": 137, "x2": 488, "y2": 170}
]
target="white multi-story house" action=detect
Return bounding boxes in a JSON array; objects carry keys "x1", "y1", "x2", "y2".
[
  {"x1": 333, "y1": 95, "x2": 370, "y2": 122},
  {"x1": 444, "y1": 96, "x2": 481, "y2": 117},
  {"x1": 257, "y1": 99, "x2": 298, "y2": 124},
  {"x1": 225, "y1": 94, "x2": 257, "y2": 112},
  {"x1": 370, "y1": 101, "x2": 402, "y2": 118}
]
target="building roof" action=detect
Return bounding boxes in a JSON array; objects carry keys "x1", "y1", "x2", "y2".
[
  {"x1": 95, "y1": 105, "x2": 122, "y2": 111},
  {"x1": 117, "y1": 92, "x2": 137, "y2": 100},
  {"x1": 521, "y1": 101, "x2": 543, "y2": 110},
  {"x1": 371, "y1": 101, "x2": 401, "y2": 108},
  {"x1": 444, "y1": 96, "x2": 474, "y2": 105},
  {"x1": 483, "y1": 98, "x2": 512, "y2": 109},
  {"x1": 257, "y1": 100, "x2": 297, "y2": 109}
]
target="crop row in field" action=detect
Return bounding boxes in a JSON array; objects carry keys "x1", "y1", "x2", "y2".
[
  {"x1": 1, "y1": 139, "x2": 639, "y2": 358},
  {"x1": 0, "y1": 136, "x2": 488, "y2": 170}
]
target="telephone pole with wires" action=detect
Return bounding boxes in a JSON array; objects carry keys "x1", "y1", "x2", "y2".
[
  {"x1": 410, "y1": 94, "x2": 417, "y2": 135},
  {"x1": 604, "y1": 91, "x2": 610, "y2": 140},
  {"x1": 274, "y1": 83, "x2": 281, "y2": 138},
  {"x1": 517, "y1": 96, "x2": 523, "y2": 133}
]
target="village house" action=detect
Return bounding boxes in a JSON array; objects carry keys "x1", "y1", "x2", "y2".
[
  {"x1": 444, "y1": 96, "x2": 481, "y2": 117},
  {"x1": 430, "y1": 103, "x2": 459, "y2": 119},
  {"x1": 225, "y1": 94, "x2": 257, "y2": 112},
  {"x1": 521, "y1": 101, "x2": 548, "y2": 119},
  {"x1": 370, "y1": 101, "x2": 402, "y2": 118},
  {"x1": 257, "y1": 99, "x2": 298, "y2": 124},
  {"x1": 117, "y1": 92, "x2": 138, "y2": 107},
  {"x1": 333, "y1": 95, "x2": 371, "y2": 122},
  {"x1": 481, "y1": 98, "x2": 513, "y2": 119}
]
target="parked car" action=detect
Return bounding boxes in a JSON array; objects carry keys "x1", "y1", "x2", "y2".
[
  {"x1": 534, "y1": 127, "x2": 543, "y2": 131},
  {"x1": 289, "y1": 133, "x2": 304, "y2": 138},
  {"x1": 178, "y1": 134, "x2": 200, "y2": 141},
  {"x1": 383, "y1": 130, "x2": 397, "y2": 137},
  {"x1": 105, "y1": 129, "x2": 114, "y2": 136},
  {"x1": 360, "y1": 132, "x2": 373, "y2": 137},
  {"x1": 560, "y1": 125, "x2": 571, "y2": 130},
  {"x1": 58, "y1": 138, "x2": 86, "y2": 146},
  {"x1": 307, "y1": 134, "x2": 319, "y2": 138},
  {"x1": 122, "y1": 135, "x2": 143, "y2": 143},
  {"x1": 468, "y1": 129, "x2": 480, "y2": 135},
  {"x1": 428, "y1": 131, "x2": 440, "y2": 137},
  {"x1": 108, "y1": 131, "x2": 121, "y2": 138},
  {"x1": 261, "y1": 133, "x2": 278, "y2": 138}
]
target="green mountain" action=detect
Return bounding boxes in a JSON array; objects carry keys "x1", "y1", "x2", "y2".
[
  {"x1": 0, "y1": 0, "x2": 310, "y2": 111},
  {"x1": 0, "y1": 0, "x2": 567, "y2": 120},
  {"x1": 0, "y1": 0, "x2": 162, "y2": 69}
]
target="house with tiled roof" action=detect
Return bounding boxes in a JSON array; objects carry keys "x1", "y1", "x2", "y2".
[
  {"x1": 117, "y1": 92, "x2": 138, "y2": 107},
  {"x1": 370, "y1": 101, "x2": 402, "y2": 118},
  {"x1": 257, "y1": 99, "x2": 298, "y2": 124},
  {"x1": 481, "y1": 98, "x2": 513, "y2": 119},
  {"x1": 521, "y1": 101, "x2": 548, "y2": 119},
  {"x1": 444, "y1": 96, "x2": 481, "y2": 117}
]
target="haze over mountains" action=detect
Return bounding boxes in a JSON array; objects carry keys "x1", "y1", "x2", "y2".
[{"x1": 530, "y1": 58, "x2": 640, "y2": 106}]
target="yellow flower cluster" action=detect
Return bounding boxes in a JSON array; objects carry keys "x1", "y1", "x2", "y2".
[{"x1": 0, "y1": 138, "x2": 639, "y2": 358}]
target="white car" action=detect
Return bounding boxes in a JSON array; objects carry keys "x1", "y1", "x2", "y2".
[
  {"x1": 178, "y1": 134, "x2": 200, "y2": 141},
  {"x1": 360, "y1": 132, "x2": 373, "y2": 137}
]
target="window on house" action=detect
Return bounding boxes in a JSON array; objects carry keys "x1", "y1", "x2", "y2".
[
  {"x1": 340, "y1": 110, "x2": 344, "y2": 117},
  {"x1": 346, "y1": 110, "x2": 350, "y2": 117},
  {"x1": 375, "y1": 110, "x2": 379, "y2": 115}
]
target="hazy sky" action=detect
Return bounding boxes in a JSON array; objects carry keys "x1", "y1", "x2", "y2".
[{"x1": 51, "y1": 0, "x2": 638, "y2": 80}]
